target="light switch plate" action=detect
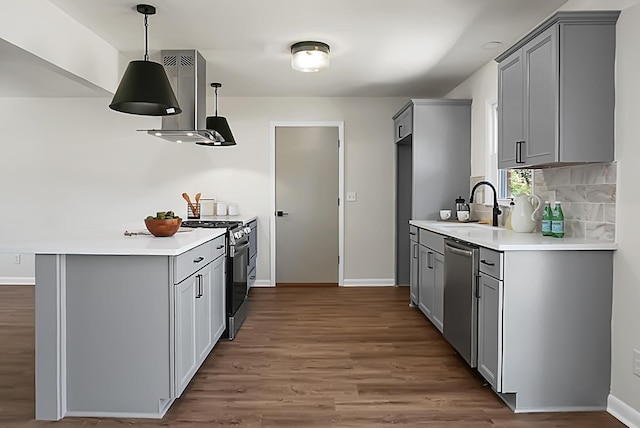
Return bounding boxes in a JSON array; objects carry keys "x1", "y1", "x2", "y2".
[{"x1": 346, "y1": 192, "x2": 357, "y2": 202}]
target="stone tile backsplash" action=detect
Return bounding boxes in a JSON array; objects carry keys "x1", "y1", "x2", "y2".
[
  {"x1": 534, "y1": 162, "x2": 616, "y2": 241},
  {"x1": 469, "y1": 162, "x2": 616, "y2": 241}
]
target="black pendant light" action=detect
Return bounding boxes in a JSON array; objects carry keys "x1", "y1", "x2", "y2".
[
  {"x1": 200, "y1": 83, "x2": 236, "y2": 146},
  {"x1": 109, "y1": 4, "x2": 181, "y2": 116}
]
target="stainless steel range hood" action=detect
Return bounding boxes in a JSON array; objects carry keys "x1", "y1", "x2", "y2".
[{"x1": 142, "y1": 50, "x2": 235, "y2": 146}]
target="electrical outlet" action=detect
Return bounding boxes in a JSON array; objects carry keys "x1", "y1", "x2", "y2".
[
  {"x1": 634, "y1": 349, "x2": 640, "y2": 377},
  {"x1": 346, "y1": 192, "x2": 357, "y2": 202},
  {"x1": 13, "y1": 254, "x2": 21, "y2": 265}
]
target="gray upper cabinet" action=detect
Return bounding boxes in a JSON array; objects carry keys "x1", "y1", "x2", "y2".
[
  {"x1": 394, "y1": 106, "x2": 413, "y2": 143},
  {"x1": 497, "y1": 11, "x2": 619, "y2": 169}
]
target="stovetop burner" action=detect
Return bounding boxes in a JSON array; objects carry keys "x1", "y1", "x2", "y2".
[{"x1": 181, "y1": 220, "x2": 242, "y2": 229}]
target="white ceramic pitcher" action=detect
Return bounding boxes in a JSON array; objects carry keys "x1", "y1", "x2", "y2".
[{"x1": 511, "y1": 193, "x2": 541, "y2": 233}]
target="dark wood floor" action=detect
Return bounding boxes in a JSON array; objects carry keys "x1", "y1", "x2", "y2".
[{"x1": 0, "y1": 285, "x2": 624, "y2": 427}]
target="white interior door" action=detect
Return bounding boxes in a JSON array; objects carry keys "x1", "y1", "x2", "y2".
[{"x1": 275, "y1": 126, "x2": 339, "y2": 285}]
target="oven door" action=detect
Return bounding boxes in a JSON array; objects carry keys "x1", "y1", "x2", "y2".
[{"x1": 229, "y1": 239, "x2": 249, "y2": 317}]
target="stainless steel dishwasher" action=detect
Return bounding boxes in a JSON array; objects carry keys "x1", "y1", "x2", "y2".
[{"x1": 443, "y1": 238, "x2": 479, "y2": 367}]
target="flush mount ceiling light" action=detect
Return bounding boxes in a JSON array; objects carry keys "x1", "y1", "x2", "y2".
[
  {"x1": 109, "y1": 4, "x2": 181, "y2": 116},
  {"x1": 199, "y1": 83, "x2": 236, "y2": 146},
  {"x1": 290, "y1": 41, "x2": 330, "y2": 72}
]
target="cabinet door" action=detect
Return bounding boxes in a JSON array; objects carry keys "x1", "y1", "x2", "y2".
[
  {"x1": 175, "y1": 275, "x2": 197, "y2": 396},
  {"x1": 195, "y1": 266, "x2": 213, "y2": 363},
  {"x1": 210, "y1": 255, "x2": 226, "y2": 343},
  {"x1": 431, "y1": 252, "x2": 445, "y2": 333},
  {"x1": 418, "y1": 245, "x2": 434, "y2": 320},
  {"x1": 394, "y1": 108, "x2": 412, "y2": 142},
  {"x1": 409, "y1": 242, "x2": 419, "y2": 305},
  {"x1": 498, "y1": 50, "x2": 524, "y2": 169},
  {"x1": 523, "y1": 26, "x2": 558, "y2": 166},
  {"x1": 477, "y1": 273, "x2": 503, "y2": 391}
]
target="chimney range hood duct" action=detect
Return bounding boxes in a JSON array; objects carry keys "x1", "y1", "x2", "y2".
[{"x1": 143, "y1": 50, "x2": 236, "y2": 146}]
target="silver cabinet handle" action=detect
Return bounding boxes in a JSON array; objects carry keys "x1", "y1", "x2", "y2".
[
  {"x1": 276, "y1": 211, "x2": 289, "y2": 217},
  {"x1": 249, "y1": 275, "x2": 256, "y2": 280},
  {"x1": 413, "y1": 243, "x2": 418, "y2": 259},
  {"x1": 480, "y1": 259, "x2": 495, "y2": 266},
  {"x1": 216, "y1": 245, "x2": 224, "y2": 250},
  {"x1": 195, "y1": 274, "x2": 202, "y2": 299},
  {"x1": 193, "y1": 256, "x2": 204, "y2": 263},
  {"x1": 427, "y1": 251, "x2": 433, "y2": 269}
]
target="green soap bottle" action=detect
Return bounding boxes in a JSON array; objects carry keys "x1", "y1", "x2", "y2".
[
  {"x1": 541, "y1": 201, "x2": 552, "y2": 236},
  {"x1": 551, "y1": 201, "x2": 565, "y2": 238}
]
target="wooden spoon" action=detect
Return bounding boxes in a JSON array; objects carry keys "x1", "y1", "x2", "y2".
[
  {"x1": 182, "y1": 192, "x2": 198, "y2": 217},
  {"x1": 194, "y1": 193, "x2": 201, "y2": 217}
]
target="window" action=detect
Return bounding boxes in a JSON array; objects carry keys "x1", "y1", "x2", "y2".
[
  {"x1": 499, "y1": 169, "x2": 533, "y2": 199},
  {"x1": 486, "y1": 101, "x2": 532, "y2": 202}
]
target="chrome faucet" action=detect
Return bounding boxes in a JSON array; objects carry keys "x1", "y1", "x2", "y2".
[{"x1": 470, "y1": 181, "x2": 502, "y2": 227}]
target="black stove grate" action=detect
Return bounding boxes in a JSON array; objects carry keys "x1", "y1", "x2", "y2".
[{"x1": 181, "y1": 220, "x2": 242, "y2": 229}]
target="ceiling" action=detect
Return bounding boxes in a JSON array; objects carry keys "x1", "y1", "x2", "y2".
[{"x1": 6, "y1": 0, "x2": 569, "y2": 97}]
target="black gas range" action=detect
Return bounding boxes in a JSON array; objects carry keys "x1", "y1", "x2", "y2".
[{"x1": 181, "y1": 219, "x2": 250, "y2": 340}]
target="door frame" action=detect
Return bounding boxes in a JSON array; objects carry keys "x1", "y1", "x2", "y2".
[{"x1": 269, "y1": 121, "x2": 345, "y2": 287}]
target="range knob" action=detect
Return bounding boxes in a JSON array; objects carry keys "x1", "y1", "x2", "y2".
[{"x1": 244, "y1": 227, "x2": 251, "y2": 234}]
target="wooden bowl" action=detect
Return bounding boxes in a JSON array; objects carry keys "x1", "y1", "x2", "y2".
[{"x1": 144, "y1": 218, "x2": 182, "y2": 237}]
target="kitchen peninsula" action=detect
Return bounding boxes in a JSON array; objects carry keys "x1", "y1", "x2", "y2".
[
  {"x1": 410, "y1": 220, "x2": 615, "y2": 413},
  {"x1": 4, "y1": 227, "x2": 227, "y2": 420}
]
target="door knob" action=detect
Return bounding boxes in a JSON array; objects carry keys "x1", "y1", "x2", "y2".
[{"x1": 276, "y1": 211, "x2": 289, "y2": 217}]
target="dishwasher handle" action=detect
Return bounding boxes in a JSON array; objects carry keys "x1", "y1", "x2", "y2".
[{"x1": 446, "y1": 243, "x2": 474, "y2": 258}]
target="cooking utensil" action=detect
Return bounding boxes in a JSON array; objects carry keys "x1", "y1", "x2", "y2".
[
  {"x1": 195, "y1": 193, "x2": 201, "y2": 217},
  {"x1": 182, "y1": 193, "x2": 199, "y2": 218}
]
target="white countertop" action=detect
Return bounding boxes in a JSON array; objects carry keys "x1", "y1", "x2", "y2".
[
  {"x1": 0, "y1": 227, "x2": 227, "y2": 256},
  {"x1": 410, "y1": 220, "x2": 617, "y2": 251}
]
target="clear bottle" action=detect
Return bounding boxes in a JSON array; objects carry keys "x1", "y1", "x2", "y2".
[
  {"x1": 505, "y1": 199, "x2": 515, "y2": 230},
  {"x1": 551, "y1": 201, "x2": 565, "y2": 238},
  {"x1": 541, "y1": 201, "x2": 552, "y2": 237}
]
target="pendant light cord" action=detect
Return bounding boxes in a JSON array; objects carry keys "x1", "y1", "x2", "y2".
[
  {"x1": 214, "y1": 86, "x2": 218, "y2": 116},
  {"x1": 143, "y1": 12, "x2": 149, "y2": 61}
]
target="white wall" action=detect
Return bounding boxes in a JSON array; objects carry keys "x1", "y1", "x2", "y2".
[
  {"x1": 445, "y1": 60, "x2": 498, "y2": 178},
  {"x1": 0, "y1": 0, "x2": 119, "y2": 94},
  {"x1": 609, "y1": 1, "x2": 640, "y2": 420},
  {"x1": 0, "y1": 96, "x2": 406, "y2": 285},
  {"x1": 445, "y1": 1, "x2": 640, "y2": 422}
]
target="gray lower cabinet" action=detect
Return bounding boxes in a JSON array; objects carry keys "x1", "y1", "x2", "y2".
[
  {"x1": 42, "y1": 234, "x2": 227, "y2": 419},
  {"x1": 175, "y1": 253, "x2": 225, "y2": 397},
  {"x1": 409, "y1": 225, "x2": 419, "y2": 305},
  {"x1": 477, "y1": 272, "x2": 503, "y2": 391},
  {"x1": 175, "y1": 240, "x2": 226, "y2": 397},
  {"x1": 497, "y1": 11, "x2": 619, "y2": 168},
  {"x1": 248, "y1": 219, "x2": 258, "y2": 288},
  {"x1": 475, "y1": 248, "x2": 613, "y2": 412},
  {"x1": 417, "y1": 229, "x2": 444, "y2": 332},
  {"x1": 175, "y1": 272, "x2": 199, "y2": 395}
]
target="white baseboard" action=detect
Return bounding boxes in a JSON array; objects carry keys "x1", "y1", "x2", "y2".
[
  {"x1": 250, "y1": 280, "x2": 275, "y2": 288},
  {"x1": 609, "y1": 394, "x2": 640, "y2": 428},
  {"x1": 342, "y1": 279, "x2": 395, "y2": 287},
  {"x1": 0, "y1": 277, "x2": 35, "y2": 285}
]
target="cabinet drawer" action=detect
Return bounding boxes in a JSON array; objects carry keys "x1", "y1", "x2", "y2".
[
  {"x1": 419, "y1": 229, "x2": 444, "y2": 254},
  {"x1": 211, "y1": 234, "x2": 226, "y2": 261},
  {"x1": 409, "y1": 225, "x2": 418, "y2": 242},
  {"x1": 174, "y1": 241, "x2": 215, "y2": 284},
  {"x1": 479, "y1": 247, "x2": 503, "y2": 279}
]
